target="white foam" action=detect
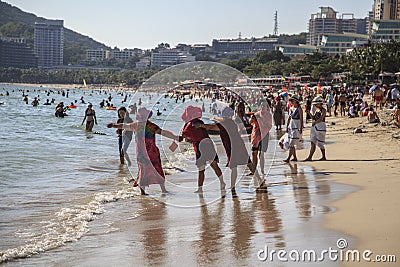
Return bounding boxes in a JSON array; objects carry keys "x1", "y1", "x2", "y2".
[{"x1": 0, "y1": 187, "x2": 140, "y2": 263}]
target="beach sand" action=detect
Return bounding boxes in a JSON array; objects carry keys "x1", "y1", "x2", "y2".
[{"x1": 295, "y1": 108, "x2": 400, "y2": 266}]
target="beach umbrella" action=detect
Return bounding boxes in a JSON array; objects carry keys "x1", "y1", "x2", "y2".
[{"x1": 369, "y1": 84, "x2": 378, "y2": 94}]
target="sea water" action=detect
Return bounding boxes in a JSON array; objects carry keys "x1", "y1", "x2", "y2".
[{"x1": 0, "y1": 84, "x2": 355, "y2": 266}]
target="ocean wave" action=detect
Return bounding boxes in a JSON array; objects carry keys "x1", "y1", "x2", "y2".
[{"x1": 0, "y1": 188, "x2": 140, "y2": 263}]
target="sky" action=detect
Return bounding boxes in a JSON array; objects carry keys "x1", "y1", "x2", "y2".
[{"x1": 4, "y1": 0, "x2": 374, "y2": 49}]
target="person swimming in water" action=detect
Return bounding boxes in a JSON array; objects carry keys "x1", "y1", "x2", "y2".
[
  {"x1": 55, "y1": 102, "x2": 67, "y2": 117},
  {"x1": 31, "y1": 97, "x2": 39, "y2": 107}
]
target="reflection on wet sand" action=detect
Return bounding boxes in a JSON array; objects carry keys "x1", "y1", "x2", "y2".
[
  {"x1": 255, "y1": 191, "x2": 284, "y2": 248},
  {"x1": 285, "y1": 163, "x2": 312, "y2": 219},
  {"x1": 193, "y1": 194, "x2": 226, "y2": 266},
  {"x1": 139, "y1": 198, "x2": 167, "y2": 266},
  {"x1": 231, "y1": 197, "x2": 256, "y2": 260}
]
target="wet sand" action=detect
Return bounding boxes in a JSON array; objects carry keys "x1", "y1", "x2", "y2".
[
  {"x1": 295, "y1": 110, "x2": 400, "y2": 266},
  {"x1": 5, "y1": 131, "x2": 356, "y2": 266}
]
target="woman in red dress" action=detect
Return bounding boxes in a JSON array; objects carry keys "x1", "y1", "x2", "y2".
[
  {"x1": 179, "y1": 105, "x2": 225, "y2": 193},
  {"x1": 108, "y1": 107, "x2": 178, "y2": 195}
]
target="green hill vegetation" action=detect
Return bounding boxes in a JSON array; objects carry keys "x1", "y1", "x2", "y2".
[{"x1": 0, "y1": 0, "x2": 110, "y2": 64}]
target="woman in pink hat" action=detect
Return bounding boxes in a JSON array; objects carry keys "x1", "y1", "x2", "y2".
[
  {"x1": 107, "y1": 107, "x2": 179, "y2": 195},
  {"x1": 179, "y1": 105, "x2": 225, "y2": 193}
]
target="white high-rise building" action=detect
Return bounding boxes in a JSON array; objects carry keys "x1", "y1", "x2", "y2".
[{"x1": 34, "y1": 20, "x2": 64, "y2": 68}]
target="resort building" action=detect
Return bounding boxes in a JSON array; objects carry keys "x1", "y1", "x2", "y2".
[
  {"x1": 86, "y1": 49, "x2": 110, "y2": 61},
  {"x1": 277, "y1": 33, "x2": 368, "y2": 57},
  {"x1": 135, "y1": 57, "x2": 151, "y2": 69},
  {"x1": 34, "y1": 19, "x2": 64, "y2": 68},
  {"x1": 319, "y1": 33, "x2": 369, "y2": 55},
  {"x1": 86, "y1": 48, "x2": 143, "y2": 61},
  {"x1": 110, "y1": 48, "x2": 143, "y2": 60},
  {"x1": 276, "y1": 44, "x2": 318, "y2": 57},
  {"x1": 0, "y1": 37, "x2": 38, "y2": 68},
  {"x1": 370, "y1": 20, "x2": 400, "y2": 42},
  {"x1": 190, "y1": 44, "x2": 212, "y2": 54},
  {"x1": 151, "y1": 49, "x2": 195, "y2": 67},
  {"x1": 356, "y1": 17, "x2": 368, "y2": 35},
  {"x1": 212, "y1": 37, "x2": 278, "y2": 57}
]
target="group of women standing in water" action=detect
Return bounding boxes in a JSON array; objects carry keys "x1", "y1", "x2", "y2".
[
  {"x1": 106, "y1": 93, "x2": 328, "y2": 196},
  {"x1": 107, "y1": 102, "x2": 271, "y2": 195}
]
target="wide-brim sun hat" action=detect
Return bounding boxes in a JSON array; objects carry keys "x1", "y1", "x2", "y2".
[
  {"x1": 181, "y1": 105, "x2": 202, "y2": 123},
  {"x1": 312, "y1": 96, "x2": 324, "y2": 105},
  {"x1": 289, "y1": 95, "x2": 301, "y2": 103},
  {"x1": 136, "y1": 107, "x2": 153, "y2": 122}
]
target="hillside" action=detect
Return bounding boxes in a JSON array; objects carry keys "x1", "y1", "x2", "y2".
[{"x1": 0, "y1": 0, "x2": 110, "y2": 64}]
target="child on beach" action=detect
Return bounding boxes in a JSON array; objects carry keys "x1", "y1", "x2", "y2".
[
  {"x1": 284, "y1": 95, "x2": 303, "y2": 163},
  {"x1": 367, "y1": 107, "x2": 380, "y2": 123},
  {"x1": 194, "y1": 106, "x2": 264, "y2": 193},
  {"x1": 107, "y1": 107, "x2": 179, "y2": 195},
  {"x1": 179, "y1": 105, "x2": 225, "y2": 193},
  {"x1": 305, "y1": 96, "x2": 327, "y2": 161}
]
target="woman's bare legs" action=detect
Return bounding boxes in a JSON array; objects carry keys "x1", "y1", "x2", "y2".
[
  {"x1": 284, "y1": 146, "x2": 297, "y2": 163},
  {"x1": 195, "y1": 169, "x2": 205, "y2": 193},
  {"x1": 259, "y1": 151, "x2": 265, "y2": 175},
  {"x1": 210, "y1": 160, "x2": 225, "y2": 190}
]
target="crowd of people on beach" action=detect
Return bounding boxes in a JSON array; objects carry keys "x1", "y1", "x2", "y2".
[{"x1": 3, "y1": 81, "x2": 399, "y2": 197}]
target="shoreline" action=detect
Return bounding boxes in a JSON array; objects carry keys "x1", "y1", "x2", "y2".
[{"x1": 296, "y1": 107, "x2": 399, "y2": 265}]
